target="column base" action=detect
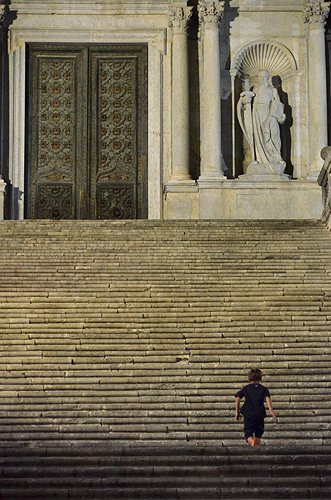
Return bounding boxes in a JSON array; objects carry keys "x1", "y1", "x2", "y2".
[
  {"x1": 167, "y1": 173, "x2": 195, "y2": 184},
  {"x1": 198, "y1": 171, "x2": 227, "y2": 188}
]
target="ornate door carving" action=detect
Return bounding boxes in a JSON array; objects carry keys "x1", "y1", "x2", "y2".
[{"x1": 27, "y1": 44, "x2": 148, "y2": 219}]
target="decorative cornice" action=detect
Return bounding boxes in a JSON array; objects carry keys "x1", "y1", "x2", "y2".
[
  {"x1": 168, "y1": 6, "x2": 193, "y2": 32},
  {"x1": 198, "y1": 1, "x2": 225, "y2": 25},
  {"x1": 304, "y1": 1, "x2": 331, "y2": 26},
  {"x1": 10, "y1": 0, "x2": 170, "y2": 16}
]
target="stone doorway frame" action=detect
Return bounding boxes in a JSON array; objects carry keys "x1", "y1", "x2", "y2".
[{"x1": 8, "y1": 26, "x2": 165, "y2": 219}]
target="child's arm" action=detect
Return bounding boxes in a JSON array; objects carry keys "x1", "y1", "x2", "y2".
[
  {"x1": 235, "y1": 396, "x2": 241, "y2": 420},
  {"x1": 266, "y1": 396, "x2": 277, "y2": 419}
]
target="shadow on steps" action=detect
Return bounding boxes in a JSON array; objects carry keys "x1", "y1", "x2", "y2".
[{"x1": 0, "y1": 442, "x2": 331, "y2": 499}]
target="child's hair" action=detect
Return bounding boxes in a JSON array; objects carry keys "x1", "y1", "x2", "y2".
[{"x1": 248, "y1": 368, "x2": 262, "y2": 382}]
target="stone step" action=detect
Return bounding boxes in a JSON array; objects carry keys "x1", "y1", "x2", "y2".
[{"x1": 0, "y1": 445, "x2": 330, "y2": 499}]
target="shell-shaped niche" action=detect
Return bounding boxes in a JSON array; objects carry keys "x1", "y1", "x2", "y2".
[{"x1": 232, "y1": 40, "x2": 297, "y2": 81}]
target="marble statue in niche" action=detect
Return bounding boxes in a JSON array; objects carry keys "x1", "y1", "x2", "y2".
[{"x1": 237, "y1": 70, "x2": 288, "y2": 178}]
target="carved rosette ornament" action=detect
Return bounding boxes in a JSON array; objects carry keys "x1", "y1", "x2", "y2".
[
  {"x1": 168, "y1": 7, "x2": 193, "y2": 33},
  {"x1": 198, "y1": 1, "x2": 225, "y2": 25},
  {"x1": 304, "y1": 1, "x2": 331, "y2": 26}
]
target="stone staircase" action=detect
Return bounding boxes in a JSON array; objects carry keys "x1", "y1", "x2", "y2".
[{"x1": 0, "y1": 219, "x2": 331, "y2": 499}]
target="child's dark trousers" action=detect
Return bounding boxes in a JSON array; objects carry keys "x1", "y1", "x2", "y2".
[{"x1": 244, "y1": 417, "x2": 265, "y2": 439}]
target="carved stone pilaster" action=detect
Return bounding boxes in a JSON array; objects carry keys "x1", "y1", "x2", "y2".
[
  {"x1": 0, "y1": 2, "x2": 16, "y2": 218},
  {"x1": 304, "y1": 2, "x2": 330, "y2": 179},
  {"x1": 167, "y1": 5, "x2": 194, "y2": 184},
  {"x1": 168, "y1": 7, "x2": 193, "y2": 32},
  {"x1": 304, "y1": 1, "x2": 330, "y2": 26},
  {"x1": 198, "y1": 0, "x2": 227, "y2": 181},
  {"x1": 0, "y1": 3, "x2": 6, "y2": 219}
]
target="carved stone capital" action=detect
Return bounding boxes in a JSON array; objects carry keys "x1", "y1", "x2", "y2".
[
  {"x1": 198, "y1": 1, "x2": 225, "y2": 25},
  {"x1": 168, "y1": 7, "x2": 193, "y2": 32},
  {"x1": 304, "y1": 2, "x2": 331, "y2": 26}
]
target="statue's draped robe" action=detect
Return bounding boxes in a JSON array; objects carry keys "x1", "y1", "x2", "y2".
[{"x1": 252, "y1": 84, "x2": 284, "y2": 166}]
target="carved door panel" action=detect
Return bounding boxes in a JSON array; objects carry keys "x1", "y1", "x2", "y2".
[
  {"x1": 27, "y1": 46, "x2": 88, "y2": 219},
  {"x1": 26, "y1": 44, "x2": 148, "y2": 219},
  {"x1": 89, "y1": 46, "x2": 148, "y2": 219}
]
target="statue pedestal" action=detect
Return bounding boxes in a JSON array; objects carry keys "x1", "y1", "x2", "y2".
[
  {"x1": 164, "y1": 177, "x2": 322, "y2": 220},
  {"x1": 198, "y1": 178, "x2": 322, "y2": 219},
  {"x1": 240, "y1": 161, "x2": 289, "y2": 181}
]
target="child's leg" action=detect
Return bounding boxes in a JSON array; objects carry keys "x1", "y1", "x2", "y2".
[
  {"x1": 252, "y1": 418, "x2": 265, "y2": 446},
  {"x1": 243, "y1": 418, "x2": 255, "y2": 445}
]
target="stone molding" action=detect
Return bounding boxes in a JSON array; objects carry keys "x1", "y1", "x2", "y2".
[
  {"x1": 232, "y1": 1, "x2": 306, "y2": 12},
  {"x1": 9, "y1": 28, "x2": 167, "y2": 55},
  {"x1": 304, "y1": 1, "x2": 331, "y2": 26},
  {"x1": 198, "y1": 1, "x2": 225, "y2": 25},
  {"x1": 10, "y1": 0, "x2": 170, "y2": 15},
  {"x1": 8, "y1": 25, "x2": 166, "y2": 220},
  {"x1": 168, "y1": 6, "x2": 193, "y2": 32},
  {"x1": 164, "y1": 182, "x2": 198, "y2": 194}
]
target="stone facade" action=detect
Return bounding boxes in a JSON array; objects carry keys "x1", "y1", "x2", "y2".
[{"x1": 0, "y1": 0, "x2": 329, "y2": 219}]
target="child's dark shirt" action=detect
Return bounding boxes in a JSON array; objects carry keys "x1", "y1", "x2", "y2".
[{"x1": 235, "y1": 383, "x2": 270, "y2": 419}]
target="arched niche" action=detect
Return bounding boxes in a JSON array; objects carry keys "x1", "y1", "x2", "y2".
[{"x1": 230, "y1": 40, "x2": 298, "y2": 177}]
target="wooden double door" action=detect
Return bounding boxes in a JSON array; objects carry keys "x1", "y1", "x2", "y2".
[{"x1": 26, "y1": 44, "x2": 148, "y2": 219}]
